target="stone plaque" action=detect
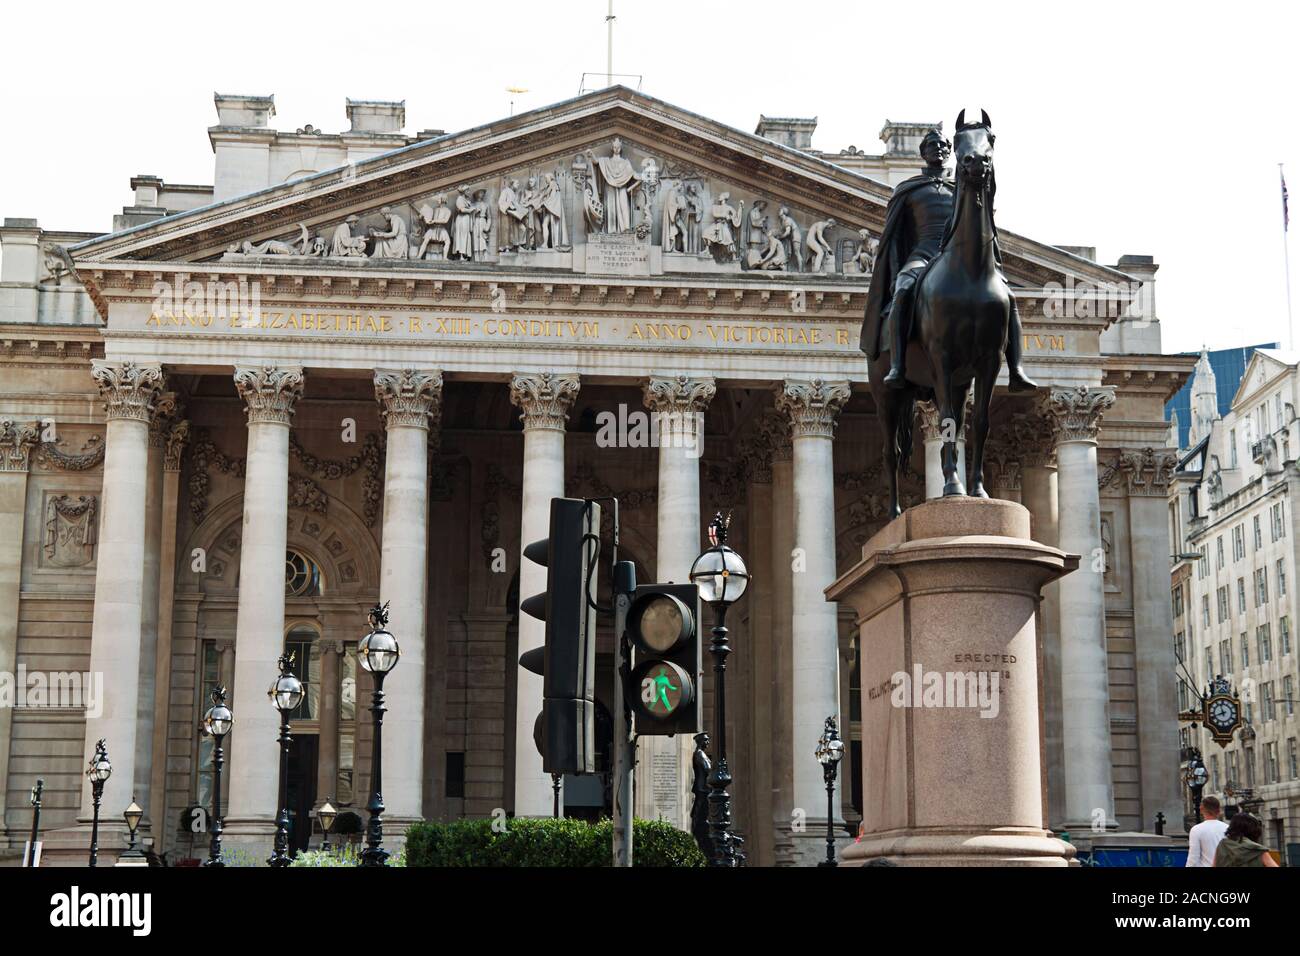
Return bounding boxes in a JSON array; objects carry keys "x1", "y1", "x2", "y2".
[
  {"x1": 651, "y1": 747, "x2": 681, "y2": 820},
  {"x1": 584, "y1": 233, "x2": 651, "y2": 276}
]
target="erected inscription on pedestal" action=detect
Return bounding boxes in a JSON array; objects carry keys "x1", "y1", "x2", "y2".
[
  {"x1": 651, "y1": 748, "x2": 681, "y2": 820},
  {"x1": 585, "y1": 233, "x2": 651, "y2": 276}
]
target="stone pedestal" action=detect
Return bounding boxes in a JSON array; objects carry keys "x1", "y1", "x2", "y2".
[{"x1": 825, "y1": 497, "x2": 1078, "y2": 866}]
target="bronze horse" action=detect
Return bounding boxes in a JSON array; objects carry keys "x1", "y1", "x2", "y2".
[{"x1": 868, "y1": 110, "x2": 1015, "y2": 516}]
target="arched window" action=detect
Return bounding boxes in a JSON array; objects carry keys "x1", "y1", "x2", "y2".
[
  {"x1": 284, "y1": 624, "x2": 321, "y2": 721},
  {"x1": 285, "y1": 549, "x2": 323, "y2": 597}
]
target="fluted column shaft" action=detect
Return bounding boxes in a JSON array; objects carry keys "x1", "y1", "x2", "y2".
[
  {"x1": 509, "y1": 372, "x2": 579, "y2": 817},
  {"x1": 764, "y1": 412, "x2": 797, "y2": 864},
  {"x1": 374, "y1": 368, "x2": 442, "y2": 820},
  {"x1": 226, "y1": 366, "x2": 303, "y2": 833},
  {"x1": 81, "y1": 361, "x2": 164, "y2": 820},
  {"x1": 776, "y1": 379, "x2": 850, "y2": 830},
  {"x1": 316, "y1": 640, "x2": 342, "y2": 810},
  {"x1": 1047, "y1": 386, "x2": 1117, "y2": 829}
]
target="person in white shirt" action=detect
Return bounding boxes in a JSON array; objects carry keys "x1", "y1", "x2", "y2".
[{"x1": 1185, "y1": 795, "x2": 1228, "y2": 867}]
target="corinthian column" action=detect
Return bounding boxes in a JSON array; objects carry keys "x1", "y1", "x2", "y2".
[
  {"x1": 509, "y1": 371, "x2": 580, "y2": 817},
  {"x1": 640, "y1": 374, "x2": 715, "y2": 827},
  {"x1": 374, "y1": 368, "x2": 443, "y2": 822},
  {"x1": 775, "y1": 378, "x2": 850, "y2": 858},
  {"x1": 0, "y1": 420, "x2": 40, "y2": 830},
  {"x1": 225, "y1": 365, "x2": 304, "y2": 842},
  {"x1": 81, "y1": 361, "x2": 165, "y2": 823},
  {"x1": 1044, "y1": 385, "x2": 1116, "y2": 832}
]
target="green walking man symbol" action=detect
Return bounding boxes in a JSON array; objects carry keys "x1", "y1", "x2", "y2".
[{"x1": 644, "y1": 665, "x2": 679, "y2": 713}]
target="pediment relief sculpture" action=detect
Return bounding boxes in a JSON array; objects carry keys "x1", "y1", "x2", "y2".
[{"x1": 212, "y1": 134, "x2": 866, "y2": 280}]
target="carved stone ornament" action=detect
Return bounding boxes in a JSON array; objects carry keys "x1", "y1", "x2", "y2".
[
  {"x1": 233, "y1": 365, "x2": 305, "y2": 426},
  {"x1": 374, "y1": 369, "x2": 444, "y2": 430},
  {"x1": 758, "y1": 408, "x2": 793, "y2": 463},
  {"x1": 1098, "y1": 447, "x2": 1178, "y2": 497},
  {"x1": 34, "y1": 434, "x2": 105, "y2": 472},
  {"x1": 1007, "y1": 412, "x2": 1056, "y2": 468},
  {"x1": 148, "y1": 392, "x2": 179, "y2": 448},
  {"x1": 509, "y1": 372, "x2": 580, "y2": 431},
  {"x1": 91, "y1": 361, "x2": 165, "y2": 423},
  {"x1": 1043, "y1": 385, "x2": 1116, "y2": 444},
  {"x1": 44, "y1": 494, "x2": 97, "y2": 566},
  {"x1": 0, "y1": 419, "x2": 40, "y2": 472},
  {"x1": 164, "y1": 419, "x2": 191, "y2": 473},
  {"x1": 775, "y1": 379, "x2": 852, "y2": 439},
  {"x1": 643, "y1": 375, "x2": 715, "y2": 444}
]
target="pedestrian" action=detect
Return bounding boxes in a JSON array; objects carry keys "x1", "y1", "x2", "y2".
[
  {"x1": 1184, "y1": 795, "x2": 1228, "y2": 867},
  {"x1": 1213, "y1": 812, "x2": 1279, "y2": 867}
]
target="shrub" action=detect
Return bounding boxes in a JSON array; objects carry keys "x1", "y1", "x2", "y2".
[{"x1": 404, "y1": 817, "x2": 705, "y2": 868}]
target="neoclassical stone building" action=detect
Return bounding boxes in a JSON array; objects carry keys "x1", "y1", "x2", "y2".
[{"x1": 0, "y1": 87, "x2": 1193, "y2": 864}]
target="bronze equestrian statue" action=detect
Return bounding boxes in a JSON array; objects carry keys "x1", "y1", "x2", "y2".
[{"x1": 861, "y1": 111, "x2": 1038, "y2": 515}]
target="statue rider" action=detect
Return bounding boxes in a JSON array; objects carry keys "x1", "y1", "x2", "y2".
[{"x1": 861, "y1": 128, "x2": 1037, "y2": 392}]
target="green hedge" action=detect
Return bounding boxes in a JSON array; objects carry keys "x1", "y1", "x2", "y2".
[{"x1": 404, "y1": 818, "x2": 705, "y2": 867}]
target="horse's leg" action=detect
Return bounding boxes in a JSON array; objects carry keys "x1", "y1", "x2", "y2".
[
  {"x1": 874, "y1": 384, "x2": 902, "y2": 518},
  {"x1": 946, "y1": 378, "x2": 970, "y2": 497},
  {"x1": 969, "y1": 358, "x2": 998, "y2": 498},
  {"x1": 932, "y1": 371, "x2": 961, "y2": 497}
]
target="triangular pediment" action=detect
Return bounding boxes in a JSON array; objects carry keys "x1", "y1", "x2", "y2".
[
  {"x1": 1230, "y1": 348, "x2": 1296, "y2": 409},
  {"x1": 69, "y1": 86, "x2": 1127, "y2": 290}
]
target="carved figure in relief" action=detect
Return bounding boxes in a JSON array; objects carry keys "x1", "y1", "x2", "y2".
[
  {"x1": 662, "y1": 183, "x2": 686, "y2": 253},
  {"x1": 369, "y1": 207, "x2": 409, "y2": 259},
  {"x1": 44, "y1": 494, "x2": 97, "y2": 567},
  {"x1": 744, "y1": 200, "x2": 769, "y2": 269},
  {"x1": 702, "y1": 193, "x2": 744, "y2": 260},
  {"x1": 533, "y1": 172, "x2": 567, "y2": 249},
  {"x1": 498, "y1": 179, "x2": 530, "y2": 251},
  {"x1": 471, "y1": 189, "x2": 493, "y2": 259},
  {"x1": 851, "y1": 229, "x2": 879, "y2": 274},
  {"x1": 452, "y1": 185, "x2": 477, "y2": 260},
  {"x1": 758, "y1": 228, "x2": 788, "y2": 271},
  {"x1": 805, "y1": 217, "x2": 837, "y2": 272},
  {"x1": 415, "y1": 196, "x2": 453, "y2": 260},
  {"x1": 584, "y1": 137, "x2": 642, "y2": 234},
  {"x1": 777, "y1": 206, "x2": 803, "y2": 273},
  {"x1": 683, "y1": 183, "x2": 704, "y2": 254},
  {"x1": 329, "y1": 215, "x2": 368, "y2": 257},
  {"x1": 231, "y1": 223, "x2": 312, "y2": 256}
]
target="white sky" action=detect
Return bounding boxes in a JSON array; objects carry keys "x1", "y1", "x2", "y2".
[{"x1": 4, "y1": 0, "x2": 1296, "y2": 355}]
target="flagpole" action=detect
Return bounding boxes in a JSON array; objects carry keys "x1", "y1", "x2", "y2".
[{"x1": 1282, "y1": 163, "x2": 1294, "y2": 350}]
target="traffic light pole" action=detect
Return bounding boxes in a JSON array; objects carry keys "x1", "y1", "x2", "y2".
[{"x1": 612, "y1": 559, "x2": 636, "y2": 867}]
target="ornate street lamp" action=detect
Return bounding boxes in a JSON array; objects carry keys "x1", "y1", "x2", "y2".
[
  {"x1": 815, "y1": 716, "x2": 845, "y2": 867},
  {"x1": 358, "y1": 601, "x2": 400, "y2": 867},
  {"x1": 267, "y1": 652, "x2": 304, "y2": 867},
  {"x1": 119, "y1": 798, "x2": 147, "y2": 865},
  {"x1": 85, "y1": 739, "x2": 112, "y2": 867},
  {"x1": 1186, "y1": 749, "x2": 1208, "y2": 825},
  {"x1": 26, "y1": 778, "x2": 44, "y2": 868},
  {"x1": 317, "y1": 800, "x2": 337, "y2": 853},
  {"x1": 202, "y1": 686, "x2": 233, "y2": 867},
  {"x1": 689, "y1": 511, "x2": 749, "y2": 868}
]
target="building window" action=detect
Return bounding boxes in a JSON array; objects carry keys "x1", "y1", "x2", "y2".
[
  {"x1": 1172, "y1": 584, "x2": 1185, "y2": 619},
  {"x1": 445, "y1": 752, "x2": 466, "y2": 799},
  {"x1": 1289, "y1": 739, "x2": 1298, "y2": 781},
  {"x1": 1282, "y1": 616, "x2": 1292, "y2": 656},
  {"x1": 1266, "y1": 742, "x2": 1279, "y2": 783},
  {"x1": 1241, "y1": 632, "x2": 1250, "y2": 668},
  {"x1": 285, "y1": 549, "x2": 323, "y2": 597},
  {"x1": 1271, "y1": 502, "x2": 1286, "y2": 541},
  {"x1": 1211, "y1": 754, "x2": 1221, "y2": 791},
  {"x1": 196, "y1": 640, "x2": 220, "y2": 808},
  {"x1": 1202, "y1": 595, "x2": 1211, "y2": 628},
  {"x1": 1258, "y1": 623, "x2": 1273, "y2": 664},
  {"x1": 1278, "y1": 559, "x2": 1288, "y2": 598},
  {"x1": 1217, "y1": 536, "x2": 1226, "y2": 570},
  {"x1": 1232, "y1": 525, "x2": 1246, "y2": 561},
  {"x1": 1237, "y1": 578, "x2": 1247, "y2": 614},
  {"x1": 1255, "y1": 567, "x2": 1269, "y2": 606},
  {"x1": 1261, "y1": 681, "x2": 1275, "y2": 721},
  {"x1": 1285, "y1": 676, "x2": 1296, "y2": 716},
  {"x1": 1175, "y1": 632, "x2": 1186, "y2": 664},
  {"x1": 283, "y1": 625, "x2": 321, "y2": 721},
  {"x1": 1230, "y1": 429, "x2": 1239, "y2": 468},
  {"x1": 1253, "y1": 516, "x2": 1263, "y2": 550},
  {"x1": 1206, "y1": 648, "x2": 1215, "y2": 683},
  {"x1": 1228, "y1": 751, "x2": 1239, "y2": 788},
  {"x1": 1197, "y1": 545, "x2": 1209, "y2": 580},
  {"x1": 1220, "y1": 639, "x2": 1233, "y2": 675},
  {"x1": 1217, "y1": 585, "x2": 1230, "y2": 623}
]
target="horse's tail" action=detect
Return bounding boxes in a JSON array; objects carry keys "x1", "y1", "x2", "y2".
[{"x1": 896, "y1": 392, "x2": 917, "y2": 475}]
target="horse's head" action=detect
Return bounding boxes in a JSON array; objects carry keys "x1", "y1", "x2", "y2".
[{"x1": 954, "y1": 109, "x2": 995, "y2": 189}]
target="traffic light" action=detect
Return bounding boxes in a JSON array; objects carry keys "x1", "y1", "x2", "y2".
[
  {"x1": 520, "y1": 497, "x2": 601, "y2": 774},
  {"x1": 624, "y1": 582, "x2": 702, "y2": 736}
]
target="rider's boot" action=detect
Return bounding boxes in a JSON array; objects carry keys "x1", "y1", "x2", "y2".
[
  {"x1": 882, "y1": 284, "x2": 914, "y2": 389},
  {"x1": 1004, "y1": 298, "x2": 1039, "y2": 392}
]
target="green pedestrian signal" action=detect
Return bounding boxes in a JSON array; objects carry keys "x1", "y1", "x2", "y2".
[{"x1": 624, "y1": 584, "x2": 700, "y2": 735}]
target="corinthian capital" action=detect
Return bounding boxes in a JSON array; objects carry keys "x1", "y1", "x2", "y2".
[
  {"x1": 775, "y1": 379, "x2": 851, "y2": 439},
  {"x1": 164, "y1": 419, "x2": 191, "y2": 473},
  {"x1": 234, "y1": 365, "x2": 304, "y2": 426},
  {"x1": 642, "y1": 375, "x2": 717, "y2": 413},
  {"x1": 1043, "y1": 385, "x2": 1115, "y2": 444},
  {"x1": 148, "y1": 392, "x2": 179, "y2": 448},
  {"x1": 0, "y1": 419, "x2": 41, "y2": 473},
  {"x1": 758, "y1": 408, "x2": 793, "y2": 463},
  {"x1": 509, "y1": 371, "x2": 580, "y2": 431},
  {"x1": 374, "y1": 368, "x2": 444, "y2": 430},
  {"x1": 91, "y1": 360, "x2": 165, "y2": 423}
]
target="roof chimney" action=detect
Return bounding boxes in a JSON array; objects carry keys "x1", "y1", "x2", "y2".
[
  {"x1": 213, "y1": 94, "x2": 275, "y2": 128},
  {"x1": 346, "y1": 99, "x2": 406, "y2": 134},
  {"x1": 754, "y1": 116, "x2": 817, "y2": 151},
  {"x1": 879, "y1": 120, "x2": 942, "y2": 156}
]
